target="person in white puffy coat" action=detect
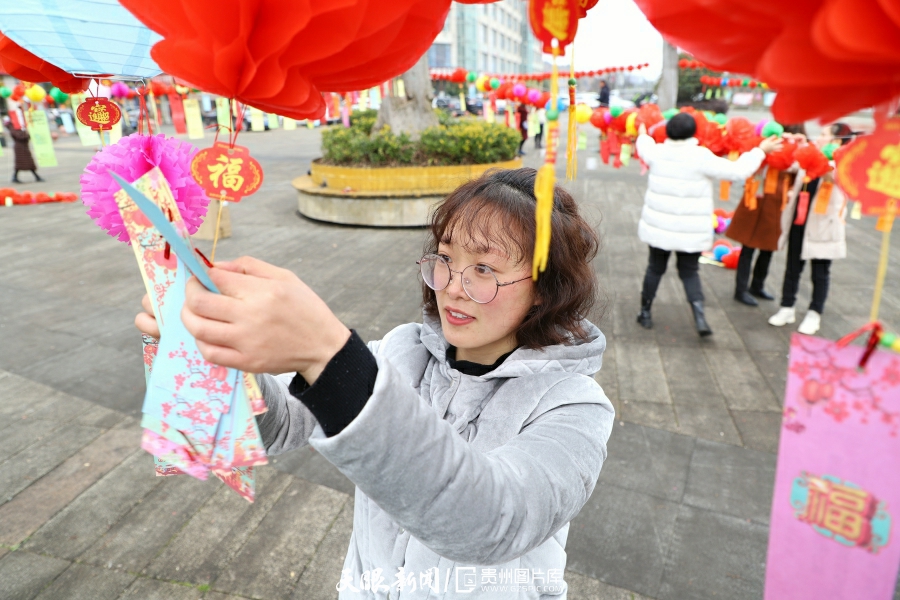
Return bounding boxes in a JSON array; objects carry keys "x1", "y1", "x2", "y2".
[{"x1": 634, "y1": 113, "x2": 782, "y2": 336}]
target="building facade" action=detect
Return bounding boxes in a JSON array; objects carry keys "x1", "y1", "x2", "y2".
[{"x1": 428, "y1": 1, "x2": 543, "y2": 75}]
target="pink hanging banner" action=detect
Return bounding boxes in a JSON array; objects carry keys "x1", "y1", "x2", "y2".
[{"x1": 765, "y1": 333, "x2": 900, "y2": 599}]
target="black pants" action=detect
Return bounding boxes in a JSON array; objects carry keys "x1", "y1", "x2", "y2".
[
  {"x1": 534, "y1": 124, "x2": 544, "y2": 149},
  {"x1": 735, "y1": 246, "x2": 772, "y2": 295},
  {"x1": 642, "y1": 246, "x2": 704, "y2": 303},
  {"x1": 13, "y1": 169, "x2": 39, "y2": 181},
  {"x1": 781, "y1": 221, "x2": 831, "y2": 313}
]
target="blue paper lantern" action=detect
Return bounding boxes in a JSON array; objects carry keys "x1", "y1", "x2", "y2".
[{"x1": 0, "y1": 0, "x2": 161, "y2": 78}]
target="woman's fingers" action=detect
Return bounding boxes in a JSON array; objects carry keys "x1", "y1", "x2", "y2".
[
  {"x1": 181, "y1": 304, "x2": 238, "y2": 349},
  {"x1": 141, "y1": 293, "x2": 155, "y2": 317},
  {"x1": 135, "y1": 311, "x2": 160, "y2": 339},
  {"x1": 184, "y1": 276, "x2": 241, "y2": 322}
]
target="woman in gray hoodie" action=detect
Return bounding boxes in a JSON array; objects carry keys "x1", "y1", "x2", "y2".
[{"x1": 137, "y1": 168, "x2": 614, "y2": 599}]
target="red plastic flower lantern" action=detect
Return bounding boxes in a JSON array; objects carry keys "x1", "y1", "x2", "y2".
[
  {"x1": 0, "y1": 33, "x2": 89, "y2": 93},
  {"x1": 529, "y1": 0, "x2": 579, "y2": 53},
  {"x1": 795, "y1": 144, "x2": 832, "y2": 181},
  {"x1": 119, "y1": 0, "x2": 454, "y2": 120}
]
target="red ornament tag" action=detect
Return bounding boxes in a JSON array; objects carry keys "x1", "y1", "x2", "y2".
[
  {"x1": 76, "y1": 97, "x2": 121, "y2": 131},
  {"x1": 835, "y1": 116, "x2": 900, "y2": 216},
  {"x1": 529, "y1": 0, "x2": 579, "y2": 53},
  {"x1": 794, "y1": 191, "x2": 810, "y2": 225},
  {"x1": 190, "y1": 142, "x2": 263, "y2": 203}
]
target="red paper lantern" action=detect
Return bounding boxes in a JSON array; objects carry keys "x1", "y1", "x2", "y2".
[
  {"x1": 577, "y1": 0, "x2": 599, "y2": 18},
  {"x1": 633, "y1": 0, "x2": 900, "y2": 123},
  {"x1": 76, "y1": 98, "x2": 122, "y2": 131},
  {"x1": 834, "y1": 117, "x2": 900, "y2": 215},
  {"x1": 528, "y1": 0, "x2": 579, "y2": 53},
  {"x1": 10, "y1": 84, "x2": 25, "y2": 101},
  {"x1": 766, "y1": 140, "x2": 797, "y2": 170},
  {"x1": 120, "y1": 0, "x2": 453, "y2": 120},
  {"x1": 190, "y1": 142, "x2": 264, "y2": 203},
  {"x1": 795, "y1": 143, "x2": 832, "y2": 180},
  {"x1": 678, "y1": 58, "x2": 689, "y2": 68},
  {"x1": 0, "y1": 33, "x2": 89, "y2": 93}
]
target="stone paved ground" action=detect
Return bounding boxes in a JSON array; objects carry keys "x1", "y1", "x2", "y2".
[{"x1": 1, "y1": 124, "x2": 898, "y2": 600}]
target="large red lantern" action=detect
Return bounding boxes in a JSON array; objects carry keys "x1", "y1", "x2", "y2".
[
  {"x1": 632, "y1": 0, "x2": 900, "y2": 123},
  {"x1": 120, "y1": 0, "x2": 453, "y2": 120},
  {"x1": 835, "y1": 117, "x2": 900, "y2": 216},
  {"x1": 190, "y1": 142, "x2": 264, "y2": 203},
  {"x1": 0, "y1": 33, "x2": 89, "y2": 93},
  {"x1": 529, "y1": 0, "x2": 579, "y2": 53}
]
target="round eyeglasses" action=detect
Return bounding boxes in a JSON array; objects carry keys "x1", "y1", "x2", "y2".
[{"x1": 417, "y1": 253, "x2": 532, "y2": 304}]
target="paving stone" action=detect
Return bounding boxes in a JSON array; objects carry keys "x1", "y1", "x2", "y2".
[
  {"x1": 33, "y1": 562, "x2": 135, "y2": 600},
  {"x1": 213, "y1": 478, "x2": 349, "y2": 599},
  {"x1": 598, "y1": 422, "x2": 693, "y2": 503},
  {"x1": 567, "y1": 483, "x2": 681, "y2": 599},
  {"x1": 620, "y1": 401, "x2": 678, "y2": 434},
  {"x1": 147, "y1": 467, "x2": 293, "y2": 584},
  {"x1": 731, "y1": 410, "x2": 783, "y2": 454},
  {"x1": 0, "y1": 550, "x2": 71, "y2": 600},
  {"x1": 0, "y1": 423, "x2": 104, "y2": 504},
  {"x1": 292, "y1": 498, "x2": 355, "y2": 600},
  {"x1": 564, "y1": 570, "x2": 654, "y2": 600},
  {"x1": 671, "y1": 404, "x2": 743, "y2": 446},
  {"x1": 750, "y1": 350, "x2": 789, "y2": 404},
  {"x1": 659, "y1": 346, "x2": 726, "y2": 407},
  {"x1": 74, "y1": 404, "x2": 128, "y2": 429},
  {"x1": 0, "y1": 415, "x2": 66, "y2": 464},
  {"x1": 703, "y1": 348, "x2": 780, "y2": 412},
  {"x1": 0, "y1": 372, "x2": 71, "y2": 420},
  {"x1": 119, "y1": 577, "x2": 206, "y2": 600},
  {"x1": 0, "y1": 425, "x2": 141, "y2": 546},
  {"x1": 682, "y1": 440, "x2": 777, "y2": 525},
  {"x1": 657, "y1": 506, "x2": 768, "y2": 600},
  {"x1": 615, "y1": 342, "x2": 671, "y2": 404},
  {"x1": 24, "y1": 451, "x2": 161, "y2": 559},
  {"x1": 272, "y1": 446, "x2": 355, "y2": 497},
  {"x1": 24, "y1": 393, "x2": 95, "y2": 424},
  {"x1": 82, "y1": 473, "x2": 222, "y2": 573}
]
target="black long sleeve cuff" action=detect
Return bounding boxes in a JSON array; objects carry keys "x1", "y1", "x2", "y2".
[{"x1": 288, "y1": 330, "x2": 378, "y2": 437}]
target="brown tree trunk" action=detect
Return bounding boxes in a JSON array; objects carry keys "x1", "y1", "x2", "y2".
[{"x1": 373, "y1": 54, "x2": 438, "y2": 140}]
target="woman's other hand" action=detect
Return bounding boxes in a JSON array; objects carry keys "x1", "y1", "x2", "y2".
[{"x1": 181, "y1": 256, "x2": 351, "y2": 383}]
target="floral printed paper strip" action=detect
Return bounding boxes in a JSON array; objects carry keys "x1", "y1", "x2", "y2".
[
  {"x1": 765, "y1": 334, "x2": 900, "y2": 599},
  {"x1": 114, "y1": 167, "x2": 266, "y2": 501}
]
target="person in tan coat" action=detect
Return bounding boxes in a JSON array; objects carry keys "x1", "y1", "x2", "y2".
[{"x1": 727, "y1": 125, "x2": 806, "y2": 306}]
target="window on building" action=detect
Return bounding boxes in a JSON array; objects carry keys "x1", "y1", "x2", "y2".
[
  {"x1": 482, "y1": 24, "x2": 488, "y2": 44},
  {"x1": 492, "y1": 29, "x2": 497, "y2": 47},
  {"x1": 481, "y1": 52, "x2": 488, "y2": 71},
  {"x1": 428, "y1": 43, "x2": 452, "y2": 69}
]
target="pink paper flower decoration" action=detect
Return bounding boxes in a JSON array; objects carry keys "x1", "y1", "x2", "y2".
[{"x1": 80, "y1": 133, "x2": 209, "y2": 243}]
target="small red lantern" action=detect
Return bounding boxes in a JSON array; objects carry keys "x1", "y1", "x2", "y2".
[
  {"x1": 529, "y1": 0, "x2": 579, "y2": 53},
  {"x1": 76, "y1": 97, "x2": 122, "y2": 131},
  {"x1": 190, "y1": 142, "x2": 264, "y2": 203}
]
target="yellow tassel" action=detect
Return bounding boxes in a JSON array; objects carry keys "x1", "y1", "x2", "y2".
[{"x1": 533, "y1": 44, "x2": 561, "y2": 279}]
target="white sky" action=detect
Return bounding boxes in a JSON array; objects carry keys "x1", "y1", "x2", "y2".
[{"x1": 544, "y1": 0, "x2": 664, "y2": 81}]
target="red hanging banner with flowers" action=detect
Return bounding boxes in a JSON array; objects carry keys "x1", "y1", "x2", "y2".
[
  {"x1": 835, "y1": 117, "x2": 900, "y2": 217},
  {"x1": 529, "y1": 0, "x2": 579, "y2": 53},
  {"x1": 190, "y1": 142, "x2": 263, "y2": 203},
  {"x1": 76, "y1": 97, "x2": 121, "y2": 131}
]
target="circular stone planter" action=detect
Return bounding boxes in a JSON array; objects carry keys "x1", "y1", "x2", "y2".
[{"x1": 293, "y1": 158, "x2": 523, "y2": 227}]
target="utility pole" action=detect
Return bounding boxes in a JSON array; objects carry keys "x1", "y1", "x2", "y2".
[{"x1": 657, "y1": 41, "x2": 679, "y2": 111}]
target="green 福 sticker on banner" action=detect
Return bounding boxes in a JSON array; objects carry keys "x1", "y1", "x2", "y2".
[
  {"x1": 183, "y1": 98, "x2": 205, "y2": 139},
  {"x1": 216, "y1": 97, "x2": 231, "y2": 133},
  {"x1": 267, "y1": 113, "x2": 279, "y2": 129},
  {"x1": 250, "y1": 108, "x2": 265, "y2": 132},
  {"x1": 25, "y1": 110, "x2": 57, "y2": 167}
]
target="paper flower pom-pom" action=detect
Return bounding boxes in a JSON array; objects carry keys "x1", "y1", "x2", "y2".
[
  {"x1": 80, "y1": 134, "x2": 209, "y2": 243},
  {"x1": 794, "y1": 144, "x2": 831, "y2": 180}
]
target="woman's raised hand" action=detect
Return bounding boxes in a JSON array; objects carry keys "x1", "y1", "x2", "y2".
[
  {"x1": 758, "y1": 135, "x2": 784, "y2": 154},
  {"x1": 181, "y1": 257, "x2": 350, "y2": 382}
]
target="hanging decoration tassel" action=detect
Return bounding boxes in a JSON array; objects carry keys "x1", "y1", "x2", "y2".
[
  {"x1": 533, "y1": 42, "x2": 561, "y2": 280},
  {"x1": 870, "y1": 200, "x2": 896, "y2": 323},
  {"x1": 763, "y1": 167, "x2": 780, "y2": 194},
  {"x1": 813, "y1": 179, "x2": 833, "y2": 214},
  {"x1": 566, "y1": 48, "x2": 577, "y2": 181}
]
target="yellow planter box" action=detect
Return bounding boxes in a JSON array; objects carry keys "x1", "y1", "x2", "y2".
[{"x1": 309, "y1": 158, "x2": 524, "y2": 197}]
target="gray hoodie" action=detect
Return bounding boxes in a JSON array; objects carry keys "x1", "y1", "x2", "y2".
[{"x1": 256, "y1": 314, "x2": 614, "y2": 599}]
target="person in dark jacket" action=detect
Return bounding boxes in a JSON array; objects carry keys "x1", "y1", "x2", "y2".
[
  {"x1": 516, "y1": 102, "x2": 529, "y2": 156},
  {"x1": 727, "y1": 124, "x2": 806, "y2": 305},
  {"x1": 597, "y1": 80, "x2": 610, "y2": 107},
  {"x1": 5, "y1": 118, "x2": 43, "y2": 184}
]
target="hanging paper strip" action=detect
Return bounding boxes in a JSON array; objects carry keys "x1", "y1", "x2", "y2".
[
  {"x1": 168, "y1": 93, "x2": 187, "y2": 135},
  {"x1": 114, "y1": 167, "x2": 267, "y2": 502},
  {"x1": 25, "y1": 110, "x2": 57, "y2": 168},
  {"x1": 215, "y1": 97, "x2": 231, "y2": 133},
  {"x1": 183, "y1": 98, "x2": 205, "y2": 140},
  {"x1": 765, "y1": 334, "x2": 900, "y2": 599}
]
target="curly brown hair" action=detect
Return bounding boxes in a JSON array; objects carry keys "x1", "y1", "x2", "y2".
[{"x1": 422, "y1": 168, "x2": 600, "y2": 349}]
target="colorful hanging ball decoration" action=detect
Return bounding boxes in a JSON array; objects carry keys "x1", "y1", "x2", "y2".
[
  {"x1": 754, "y1": 118, "x2": 770, "y2": 136},
  {"x1": 110, "y1": 81, "x2": 131, "y2": 99},
  {"x1": 80, "y1": 133, "x2": 210, "y2": 244},
  {"x1": 761, "y1": 121, "x2": 784, "y2": 138},
  {"x1": 610, "y1": 105, "x2": 624, "y2": 118},
  {"x1": 662, "y1": 108, "x2": 678, "y2": 120},
  {"x1": 0, "y1": 86, "x2": 10, "y2": 99},
  {"x1": 713, "y1": 113, "x2": 728, "y2": 126},
  {"x1": 513, "y1": 83, "x2": 527, "y2": 98},
  {"x1": 575, "y1": 103, "x2": 593, "y2": 124},
  {"x1": 466, "y1": 71, "x2": 477, "y2": 83},
  {"x1": 49, "y1": 87, "x2": 69, "y2": 104},
  {"x1": 25, "y1": 85, "x2": 47, "y2": 103},
  {"x1": 489, "y1": 77, "x2": 500, "y2": 91},
  {"x1": 821, "y1": 142, "x2": 840, "y2": 160},
  {"x1": 526, "y1": 88, "x2": 542, "y2": 104}
]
